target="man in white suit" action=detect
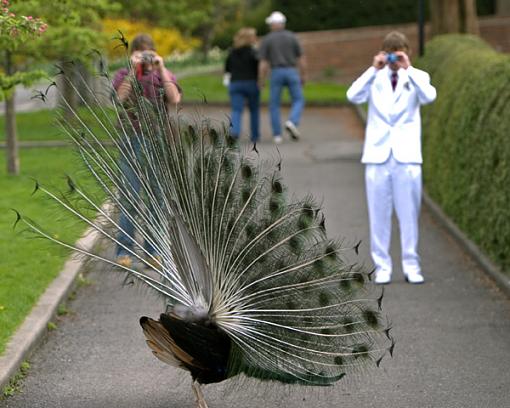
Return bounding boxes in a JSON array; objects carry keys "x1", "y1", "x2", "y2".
[{"x1": 347, "y1": 31, "x2": 436, "y2": 284}]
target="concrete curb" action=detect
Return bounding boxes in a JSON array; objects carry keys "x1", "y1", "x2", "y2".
[
  {"x1": 422, "y1": 193, "x2": 510, "y2": 297},
  {"x1": 0, "y1": 227, "x2": 100, "y2": 391},
  {"x1": 352, "y1": 104, "x2": 510, "y2": 298}
]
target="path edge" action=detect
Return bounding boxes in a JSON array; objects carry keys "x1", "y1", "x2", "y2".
[
  {"x1": 353, "y1": 104, "x2": 510, "y2": 298},
  {"x1": 0, "y1": 227, "x2": 101, "y2": 391}
]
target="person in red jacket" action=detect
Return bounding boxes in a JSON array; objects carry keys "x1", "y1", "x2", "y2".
[{"x1": 112, "y1": 33, "x2": 181, "y2": 268}]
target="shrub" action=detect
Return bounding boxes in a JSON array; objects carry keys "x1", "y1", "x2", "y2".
[
  {"x1": 417, "y1": 34, "x2": 510, "y2": 272},
  {"x1": 102, "y1": 18, "x2": 200, "y2": 59}
]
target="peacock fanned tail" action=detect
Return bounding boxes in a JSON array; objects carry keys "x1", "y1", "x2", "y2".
[{"x1": 16, "y1": 58, "x2": 394, "y2": 391}]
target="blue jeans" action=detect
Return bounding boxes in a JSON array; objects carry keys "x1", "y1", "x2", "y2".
[
  {"x1": 269, "y1": 67, "x2": 304, "y2": 137},
  {"x1": 229, "y1": 80, "x2": 260, "y2": 142},
  {"x1": 116, "y1": 137, "x2": 157, "y2": 257}
]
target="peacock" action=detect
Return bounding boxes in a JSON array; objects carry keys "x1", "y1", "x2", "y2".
[{"x1": 16, "y1": 52, "x2": 394, "y2": 408}]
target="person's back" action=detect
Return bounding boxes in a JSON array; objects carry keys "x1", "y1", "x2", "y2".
[
  {"x1": 225, "y1": 27, "x2": 260, "y2": 143},
  {"x1": 226, "y1": 46, "x2": 258, "y2": 81},
  {"x1": 258, "y1": 11, "x2": 307, "y2": 144},
  {"x1": 259, "y1": 29, "x2": 301, "y2": 68}
]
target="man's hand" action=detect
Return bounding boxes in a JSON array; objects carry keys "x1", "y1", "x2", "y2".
[
  {"x1": 152, "y1": 53, "x2": 165, "y2": 72},
  {"x1": 394, "y1": 51, "x2": 410, "y2": 69},
  {"x1": 130, "y1": 51, "x2": 143, "y2": 68},
  {"x1": 373, "y1": 52, "x2": 387, "y2": 70}
]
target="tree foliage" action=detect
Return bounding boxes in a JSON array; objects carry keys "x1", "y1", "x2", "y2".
[
  {"x1": 0, "y1": 0, "x2": 47, "y2": 99},
  {"x1": 1, "y1": 0, "x2": 47, "y2": 175},
  {"x1": 114, "y1": 0, "x2": 243, "y2": 58},
  {"x1": 10, "y1": 0, "x2": 118, "y2": 62},
  {"x1": 269, "y1": 0, "x2": 494, "y2": 32}
]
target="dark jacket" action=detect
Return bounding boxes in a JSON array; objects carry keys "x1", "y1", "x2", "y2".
[{"x1": 225, "y1": 46, "x2": 259, "y2": 81}]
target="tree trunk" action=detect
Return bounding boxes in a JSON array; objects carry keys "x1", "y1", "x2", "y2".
[
  {"x1": 59, "y1": 61, "x2": 78, "y2": 120},
  {"x1": 461, "y1": 0, "x2": 480, "y2": 35},
  {"x1": 200, "y1": 24, "x2": 215, "y2": 63},
  {"x1": 4, "y1": 52, "x2": 19, "y2": 176},
  {"x1": 430, "y1": 0, "x2": 461, "y2": 35},
  {"x1": 5, "y1": 94, "x2": 19, "y2": 176},
  {"x1": 496, "y1": 0, "x2": 510, "y2": 15}
]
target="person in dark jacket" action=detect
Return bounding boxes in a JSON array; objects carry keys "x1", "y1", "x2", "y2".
[{"x1": 225, "y1": 27, "x2": 260, "y2": 143}]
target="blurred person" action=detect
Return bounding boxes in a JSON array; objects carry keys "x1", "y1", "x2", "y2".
[
  {"x1": 225, "y1": 27, "x2": 260, "y2": 143},
  {"x1": 258, "y1": 11, "x2": 307, "y2": 144},
  {"x1": 346, "y1": 31, "x2": 436, "y2": 285},
  {"x1": 112, "y1": 33, "x2": 181, "y2": 268}
]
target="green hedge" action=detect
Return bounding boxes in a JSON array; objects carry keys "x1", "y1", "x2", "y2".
[{"x1": 417, "y1": 34, "x2": 510, "y2": 273}]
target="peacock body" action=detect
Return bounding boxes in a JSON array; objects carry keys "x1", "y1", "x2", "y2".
[{"x1": 17, "y1": 56, "x2": 393, "y2": 407}]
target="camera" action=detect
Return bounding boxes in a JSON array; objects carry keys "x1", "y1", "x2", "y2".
[
  {"x1": 386, "y1": 53, "x2": 400, "y2": 64},
  {"x1": 141, "y1": 51, "x2": 155, "y2": 65}
]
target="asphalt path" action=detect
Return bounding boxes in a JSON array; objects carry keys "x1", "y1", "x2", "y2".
[{"x1": 2, "y1": 106, "x2": 509, "y2": 408}]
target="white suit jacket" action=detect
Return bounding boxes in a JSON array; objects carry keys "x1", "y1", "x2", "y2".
[{"x1": 347, "y1": 65, "x2": 436, "y2": 164}]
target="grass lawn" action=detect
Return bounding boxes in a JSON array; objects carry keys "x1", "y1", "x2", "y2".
[
  {"x1": 179, "y1": 72, "x2": 349, "y2": 105},
  {"x1": 0, "y1": 75, "x2": 348, "y2": 142},
  {"x1": 0, "y1": 148, "x2": 99, "y2": 355},
  {"x1": 0, "y1": 107, "x2": 118, "y2": 142}
]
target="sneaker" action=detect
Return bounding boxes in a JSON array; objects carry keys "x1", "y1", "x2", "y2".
[
  {"x1": 284, "y1": 120, "x2": 300, "y2": 141},
  {"x1": 374, "y1": 270, "x2": 391, "y2": 285},
  {"x1": 116, "y1": 254, "x2": 133, "y2": 268},
  {"x1": 405, "y1": 271, "x2": 425, "y2": 284},
  {"x1": 273, "y1": 135, "x2": 283, "y2": 144}
]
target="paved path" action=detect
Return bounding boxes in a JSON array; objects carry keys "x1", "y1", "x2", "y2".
[{"x1": 2, "y1": 106, "x2": 509, "y2": 408}]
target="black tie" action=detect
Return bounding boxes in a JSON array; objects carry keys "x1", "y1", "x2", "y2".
[{"x1": 391, "y1": 72, "x2": 398, "y2": 91}]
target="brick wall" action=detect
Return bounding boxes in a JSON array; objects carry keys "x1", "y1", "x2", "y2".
[{"x1": 296, "y1": 16, "x2": 510, "y2": 82}]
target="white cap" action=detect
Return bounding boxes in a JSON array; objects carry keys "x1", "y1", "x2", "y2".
[{"x1": 265, "y1": 11, "x2": 286, "y2": 25}]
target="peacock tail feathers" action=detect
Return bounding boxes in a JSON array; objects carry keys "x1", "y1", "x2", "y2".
[{"x1": 15, "y1": 53, "x2": 394, "y2": 387}]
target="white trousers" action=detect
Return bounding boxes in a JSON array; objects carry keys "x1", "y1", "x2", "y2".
[{"x1": 365, "y1": 154, "x2": 422, "y2": 276}]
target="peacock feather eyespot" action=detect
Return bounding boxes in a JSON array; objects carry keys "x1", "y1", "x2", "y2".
[
  {"x1": 297, "y1": 213, "x2": 313, "y2": 230},
  {"x1": 245, "y1": 223, "x2": 257, "y2": 239},
  {"x1": 302, "y1": 204, "x2": 314, "y2": 218},
  {"x1": 339, "y1": 278, "x2": 352, "y2": 291},
  {"x1": 288, "y1": 236, "x2": 302, "y2": 253},
  {"x1": 321, "y1": 327, "x2": 334, "y2": 335},
  {"x1": 272, "y1": 180, "x2": 283, "y2": 194},
  {"x1": 342, "y1": 317, "x2": 355, "y2": 332},
  {"x1": 313, "y1": 258, "x2": 325, "y2": 274},
  {"x1": 325, "y1": 244, "x2": 338, "y2": 260},
  {"x1": 352, "y1": 344, "x2": 369, "y2": 359},
  {"x1": 241, "y1": 164, "x2": 253, "y2": 179},
  {"x1": 318, "y1": 291, "x2": 330, "y2": 307},
  {"x1": 187, "y1": 124, "x2": 197, "y2": 141},
  {"x1": 241, "y1": 189, "x2": 251, "y2": 204},
  {"x1": 222, "y1": 156, "x2": 232, "y2": 171},
  {"x1": 275, "y1": 259, "x2": 286, "y2": 271},
  {"x1": 257, "y1": 253, "x2": 267, "y2": 264},
  {"x1": 363, "y1": 309, "x2": 379, "y2": 328},
  {"x1": 352, "y1": 272, "x2": 365, "y2": 287},
  {"x1": 225, "y1": 134, "x2": 238, "y2": 148},
  {"x1": 269, "y1": 198, "x2": 281, "y2": 213}
]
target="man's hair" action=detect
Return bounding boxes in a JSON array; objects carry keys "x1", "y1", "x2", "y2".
[
  {"x1": 382, "y1": 31, "x2": 409, "y2": 53},
  {"x1": 130, "y1": 33, "x2": 155, "y2": 53},
  {"x1": 233, "y1": 27, "x2": 257, "y2": 48}
]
